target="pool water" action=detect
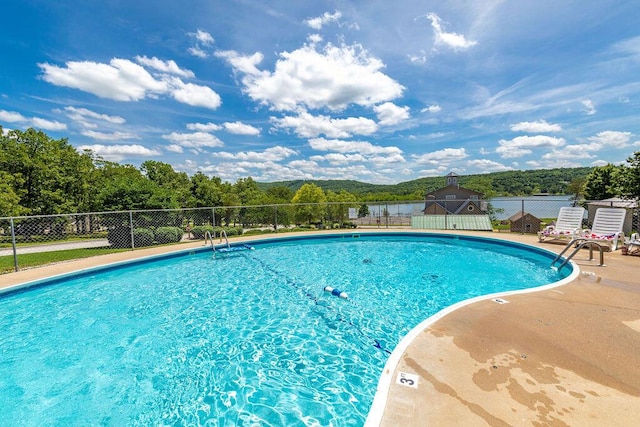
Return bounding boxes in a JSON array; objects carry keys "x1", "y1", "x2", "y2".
[{"x1": 0, "y1": 233, "x2": 571, "y2": 426}]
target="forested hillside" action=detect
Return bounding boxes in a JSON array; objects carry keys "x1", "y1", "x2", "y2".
[
  {"x1": 6, "y1": 127, "x2": 639, "y2": 218},
  {"x1": 257, "y1": 167, "x2": 594, "y2": 200}
]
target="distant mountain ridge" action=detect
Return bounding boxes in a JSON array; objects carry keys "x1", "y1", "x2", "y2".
[{"x1": 257, "y1": 167, "x2": 593, "y2": 199}]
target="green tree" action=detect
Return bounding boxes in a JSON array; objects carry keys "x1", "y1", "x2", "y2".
[
  {"x1": 190, "y1": 172, "x2": 223, "y2": 208},
  {"x1": 464, "y1": 176, "x2": 497, "y2": 198},
  {"x1": 0, "y1": 127, "x2": 96, "y2": 215},
  {"x1": 619, "y1": 151, "x2": 640, "y2": 199},
  {"x1": 0, "y1": 171, "x2": 26, "y2": 216},
  {"x1": 326, "y1": 190, "x2": 358, "y2": 225},
  {"x1": 583, "y1": 164, "x2": 621, "y2": 200},
  {"x1": 95, "y1": 162, "x2": 174, "y2": 211},
  {"x1": 291, "y1": 183, "x2": 327, "y2": 225},
  {"x1": 357, "y1": 203, "x2": 370, "y2": 218},
  {"x1": 141, "y1": 160, "x2": 194, "y2": 207},
  {"x1": 566, "y1": 177, "x2": 586, "y2": 204}
]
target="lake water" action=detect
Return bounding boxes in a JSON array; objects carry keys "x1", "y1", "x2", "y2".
[{"x1": 366, "y1": 196, "x2": 575, "y2": 220}]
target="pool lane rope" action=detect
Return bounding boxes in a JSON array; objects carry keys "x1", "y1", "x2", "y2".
[
  {"x1": 323, "y1": 286, "x2": 348, "y2": 299},
  {"x1": 241, "y1": 251, "x2": 392, "y2": 355}
]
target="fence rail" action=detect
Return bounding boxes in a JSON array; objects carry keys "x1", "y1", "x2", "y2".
[{"x1": 1, "y1": 198, "x2": 638, "y2": 273}]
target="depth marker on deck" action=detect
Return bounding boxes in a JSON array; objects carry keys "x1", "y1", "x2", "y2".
[
  {"x1": 396, "y1": 372, "x2": 419, "y2": 389},
  {"x1": 492, "y1": 297, "x2": 509, "y2": 304}
]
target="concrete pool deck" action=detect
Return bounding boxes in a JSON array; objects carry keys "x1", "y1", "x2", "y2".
[{"x1": 2, "y1": 230, "x2": 639, "y2": 426}]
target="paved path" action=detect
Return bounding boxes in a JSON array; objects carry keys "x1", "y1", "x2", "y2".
[{"x1": 0, "y1": 239, "x2": 110, "y2": 256}]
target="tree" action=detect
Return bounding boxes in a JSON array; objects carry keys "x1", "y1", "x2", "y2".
[
  {"x1": 95, "y1": 162, "x2": 173, "y2": 211},
  {"x1": 357, "y1": 203, "x2": 370, "y2": 218},
  {"x1": 141, "y1": 160, "x2": 194, "y2": 207},
  {"x1": 0, "y1": 127, "x2": 96, "y2": 215},
  {"x1": 291, "y1": 183, "x2": 326, "y2": 225},
  {"x1": 0, "y1": 171, "x2": 25, "y2": 217},
  {"x1": 566, "y1": 177, "x2": 586, "y2": 205},
  {"x1": 326, "y1": 190, "x2": 357, "y2": 225},
  {"x1": 619, "y1": 151, "x2": 640, "y2": 199},
  {"x1": 464, "y1": 176, "x2": 497, "y2": 198},
  {"x1": 583, "y1": 164, "x2": 621, "y2": 200}
]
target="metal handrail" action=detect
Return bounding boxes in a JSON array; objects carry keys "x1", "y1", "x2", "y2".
[
  {"x1": 551, "y1": 238, "x2": 605, "y2": 272},
  {"x1": 204, "y1": 231, "x2": 214, "y2": 249},
  {"x1": 218, "y1": 229, "x2": 230, "y2": 249}
]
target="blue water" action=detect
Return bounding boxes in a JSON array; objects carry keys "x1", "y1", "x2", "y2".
[
  {"x1": 367, "y1": 196, "x2": 575, "y2": 220},
  {"x1": 0, "y1": 233, "x2": 570, "y2": 426}
]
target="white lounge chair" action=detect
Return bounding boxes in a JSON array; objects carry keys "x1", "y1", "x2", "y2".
[
  {"x1": 624, "y1": 233, "x2": 640, "y2": 255},
  {"x1": 581, "y1": 208, "x2": 626, "y2": 251},
  {"x1": 538, "y1": 206, "x2": 585, "y2": 243}
]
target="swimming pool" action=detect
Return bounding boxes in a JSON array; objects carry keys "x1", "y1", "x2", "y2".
[{"x1": 0, "y1": 232, "x2": 573, "y2": 426}]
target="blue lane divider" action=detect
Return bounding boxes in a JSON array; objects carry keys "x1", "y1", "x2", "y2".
[{"x1": 242, "y1": 252, "x2": 392, "y2": 355}]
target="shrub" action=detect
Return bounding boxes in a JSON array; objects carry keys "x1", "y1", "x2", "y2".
[
  {"x1": 133, "y1": 228, "x2": 154, "y2": 247},
  {"x1": 213, "y1": 226, "x2": 244, "y2": 237},
  {"x1": 107, "y1": 226, "x2": 132, "y2": 248},
  {"x1": 155, "y1": 226, "x2": 183, "y2": 244},
  {"x1": 190, "y1": 225, "x2": 214, "y2": 239}
]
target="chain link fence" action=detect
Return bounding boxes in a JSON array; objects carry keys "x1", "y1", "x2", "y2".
[{"x1": 1, "y1": 198, "x2": 638, "y2": 273}]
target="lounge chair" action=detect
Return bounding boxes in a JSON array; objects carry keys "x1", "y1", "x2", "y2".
[
  {"x1": 580, "y1": 208, "x2": 626, "y2": 251},
  {"x1": 538, "y1": 206, "x2": 585, "y2": 243},
  {"x1": 624, "y1": 233, "x2": 640, "y2": 255}
]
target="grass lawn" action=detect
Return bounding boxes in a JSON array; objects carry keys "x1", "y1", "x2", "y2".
[{"x1": 0, "y1": 247, "x2": 130, "y2": 274}]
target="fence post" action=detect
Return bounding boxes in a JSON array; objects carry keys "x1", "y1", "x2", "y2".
[
  {"x1": 274, "y1": 205, "x2": 278, "y2": 233},
  {"x1": 212, "y1": 207, "x2": 216, "y2": 230},
  {"x1": 444, "y1": 200, "x2": 448, "y2": 230},
  {"x1": 521, "y1": 199, "x2": 525, "y2": 235},
  {"x1": 10, "y1": 217, "x2": 19, "y2": 272},
  {"x1": 129, "y1": 211, "x2": 135, "y2": 249},
  {"x1": 385, "y1": 203, "x2": 389, "y2": 228}
]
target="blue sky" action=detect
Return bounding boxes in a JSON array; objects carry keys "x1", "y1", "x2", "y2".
[{"x1": 1, "y1": 1, "x2": 639, "y2": 184}]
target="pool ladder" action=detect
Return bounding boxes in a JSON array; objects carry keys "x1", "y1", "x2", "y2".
[
  {"x1": 204, "y1": 230, "x2": 230, "y2": 253},
  {"x1": 550, "y1": 238, "x2": 605, "y2": 272}
]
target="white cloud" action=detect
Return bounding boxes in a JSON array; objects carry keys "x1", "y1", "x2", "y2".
[
  {"x1": 194, "y1": 29, "x2": 214, "y2": 45},
  {"x1": 421, "y1": 104, "x2": 441, "y2": 113},
  {"x1": 30, "y1": 118, "x2": 67, "y2": 131},
  {"x1": 135, "y1": 56, "x2": 195, "y2": 78},
  {"x1": 64, "y1": 106, "x2": 125, "y2": 125},
  {"x1": 77, "y1": 144, "x2": 161, "y2": 161},
  {"x1": 304, "y1": 11, "x2": 342, "y2": 30},
  {"x1": 467, "y1": 159, "x2": 512, "y2": 172},
  {"x1": 188, "y1": 29, "x2": 214, "y2": 58},
  {"x1": 510, "y1": 120, "x2": 561, "y2": 133},
  {"x1": 219, "y1": 42, "x2": 404, "y2": 111},
  {"x1": 166, "y1": 144, "x2": 184, "y2": 153},
  {"x1": 188, "y1": 46, "x2": 208, "y2": 58},
  {"x1": 216, "y1": 50, "x2": 264, "y2": 76},
  {"x1": 373, "y1": 102, "x2": 410, "y2": 126},
  {"x1": 212, "y1": 146, "x2": 297, "y2": 161},
  {"x1": 427, "y1": 13, "x2": 477, "y2": 51},
  {"x1": 412, "y1": 147, "x2": 468, "y2": 165},
  {"x1": 162, "y1": 132, "x2": 224, "y2": 150},
  {"x1": 39, "y1": 58, "x2": 222, "y2": 110},
  {"x1": 169, "y1": 78, "x2": 222, "y2": 109},
  {"x1": 223, "y1": 121, "x2": 261, "y2": 135},
  {"x1": 272, "y1": 111, "x2": 377, "y2": 138},
  {"x1": 0, "y1": 109, "x2": 67, "y2": 131},
  {"x1": 0, "y1": 110, "x2": 26, "y2": 122},
  {"x1": 187, "y1": 122, "x2": 222, "y2": 132},
  {"x1": 587, "y1": 130, "x2": 632, "y2": 148},
  {"x1": 581, "y1": 99, "x2": 596, "y2": 115},
  {"x1": 542, "y1": 145, "x2": 598, "y2": 160},
  {"x1": 308, "y1": 137, "x2": 402, "y2": 156},
  {"x1": 39, "y1": 59, "x2": 168, "y2": 101},
  {"x1": 81, "y1": 130, "x2": 139, "y2": 141},
  {"x1": 408, "y1": 52, "x2": 427, "y2": 64},
  {"x1": 496, "y1": 135, "x2": 566, "y2": 158},
  {"x1": 310, "y1": 153, "x2": 366, "y2": 165}
]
